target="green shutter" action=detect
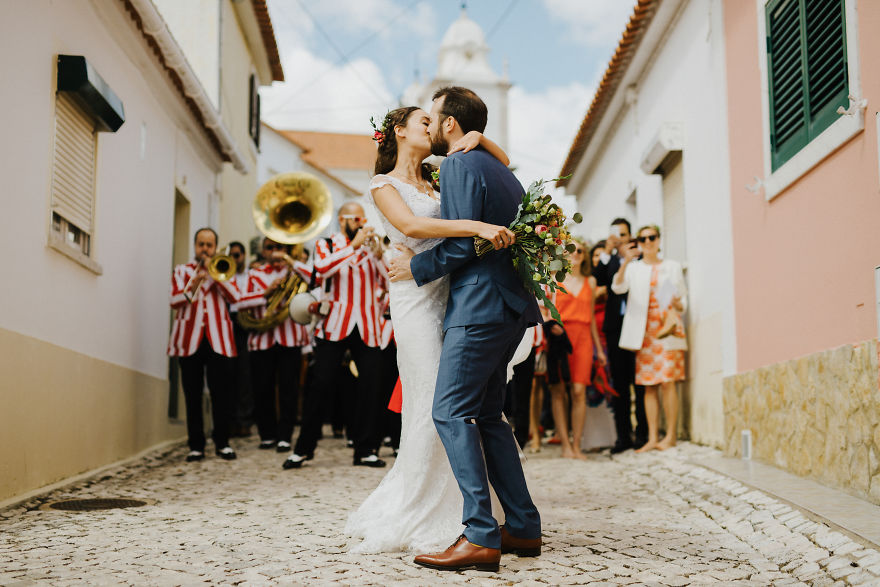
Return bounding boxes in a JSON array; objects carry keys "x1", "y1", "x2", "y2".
[{"x1": 766, "y1": 0, "x2": 848, "y2": 171}]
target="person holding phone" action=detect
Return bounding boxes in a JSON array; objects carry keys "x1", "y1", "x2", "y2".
[{"x1": 611, "y1": 225, "x2": 687, "y2": 452}]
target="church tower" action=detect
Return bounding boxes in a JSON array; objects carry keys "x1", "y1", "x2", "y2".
[{"x1": 402, "y1": 7, "x2": 511, "y2": 151}]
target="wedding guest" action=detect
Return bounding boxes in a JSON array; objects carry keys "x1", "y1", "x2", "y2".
[
  {"x1": 612, "y1": 225, "x2": 687, "y2": 452},
  {"x1": 594, "y1": 218, "x2": 648, "y2": 453},
  {"x1": 590, "y1": 241, "x2": 608, "y2": 349},
  {"x1": 546, "y1": 239, "x2": 606, "y2": 459}
]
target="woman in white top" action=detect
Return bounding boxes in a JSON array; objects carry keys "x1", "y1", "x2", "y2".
[{"x1": 611, "y1": 225, "x2": 687, "y2": 452}]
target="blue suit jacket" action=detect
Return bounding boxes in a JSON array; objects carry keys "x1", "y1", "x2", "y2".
[{"x1": 410, "y1": 148, "x2": 542, "y2": 331}]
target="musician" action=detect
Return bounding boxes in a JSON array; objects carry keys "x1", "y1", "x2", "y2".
[
  {"x1": 167, "y1": 228, "x2": 240, "y2": 462},
  {"x1": 238, "y1": 237, "x2": 310, "y2": 454},
  {"x1": 227, "y1": 241, "x2": 254, "y2": 438},
  {"x1": 284, "y1": 202, "x2": 390, "y2": 469}
]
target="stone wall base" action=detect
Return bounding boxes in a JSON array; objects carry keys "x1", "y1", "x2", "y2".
[{"x1": 723, "y1": 339, "x2": 880, "y2": 505}]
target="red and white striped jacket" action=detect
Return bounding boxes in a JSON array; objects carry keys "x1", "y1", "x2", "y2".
[
  {"x1": 313, "y1": 232, "x2": 390, "y2": 348},
  {"x1": 167, "y1": 261, "x2": 240, "y2": 358},
  {"x1": 238, "y1": 263, "x2": 310, "y2": 350}
]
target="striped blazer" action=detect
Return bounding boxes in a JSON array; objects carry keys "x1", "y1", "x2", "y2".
[
  {"x1": 238, "y1": 263, "x2": 310, "y2": 350},
  {"x1": 167, "y1": 261, "x2": 240, "y2": 358}
]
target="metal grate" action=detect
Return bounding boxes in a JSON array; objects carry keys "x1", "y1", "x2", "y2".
[{"x1": 41, "y1": 498, "x2": 152, "y2": 511}]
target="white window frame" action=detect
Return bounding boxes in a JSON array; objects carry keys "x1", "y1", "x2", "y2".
[{"x1": 756, "y1": 0, "x2": 864, "y2": 201}]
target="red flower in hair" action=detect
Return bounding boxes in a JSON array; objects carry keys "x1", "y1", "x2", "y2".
[{"x1": 373, "y1": 130, "x2": 385, "y2": 144}]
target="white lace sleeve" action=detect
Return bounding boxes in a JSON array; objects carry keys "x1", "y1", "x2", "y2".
[{"x1": 369, "y1": 174, "x2": 394, "y2": 191}]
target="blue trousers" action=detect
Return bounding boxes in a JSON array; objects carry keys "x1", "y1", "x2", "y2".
[{"x1": 432, "y1": 312, "x2": 541, "y2": 548}]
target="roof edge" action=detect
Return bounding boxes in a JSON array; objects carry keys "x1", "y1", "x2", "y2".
[{"x1": 556, "y1": 0, "x2": 660, "y2": 188}]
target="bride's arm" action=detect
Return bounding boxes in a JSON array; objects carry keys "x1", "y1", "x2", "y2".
[
  {"x1": 371, "y1": 184, "x2": 513, "y2": 247},
  {"x1": 447, "y1": 131, "x2": 510, "y2": 166}
]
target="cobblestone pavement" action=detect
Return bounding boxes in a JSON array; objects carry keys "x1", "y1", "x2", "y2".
[{"x1": 2, "y1": 434, "x2": 880, "y2": 586}]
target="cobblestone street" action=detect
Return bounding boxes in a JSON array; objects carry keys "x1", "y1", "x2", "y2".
[{"x1": 2, "y1": 434, "x2": 879, "y2": 586}]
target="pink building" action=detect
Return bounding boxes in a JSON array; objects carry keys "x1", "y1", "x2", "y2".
[{"x1": 722, "y1": 0, "x2": 879, "y2": 503}]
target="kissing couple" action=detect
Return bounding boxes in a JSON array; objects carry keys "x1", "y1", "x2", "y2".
[{"x1": 344, "y1": 86, "x2": 543, "y2": 573}]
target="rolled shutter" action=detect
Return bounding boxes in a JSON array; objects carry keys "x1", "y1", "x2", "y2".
[{"x1": 52, "y1": 92, "x2": 96, "y2": 233}]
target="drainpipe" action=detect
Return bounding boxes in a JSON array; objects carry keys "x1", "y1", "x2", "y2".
[{"x1": 127, "y1": 0, "x2": 250, "y2": 174}]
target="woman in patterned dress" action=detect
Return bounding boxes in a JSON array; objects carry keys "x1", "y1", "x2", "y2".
[{"x1": 611, "y1": 225, "x2": 687, "y2": 452}]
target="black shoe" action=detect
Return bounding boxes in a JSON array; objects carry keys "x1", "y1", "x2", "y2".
[
  {"x1": 282, "y1": 452, "x2": 312, "y2": 469},
  {"x1": 216, "y1": 447, "x2": 237, "y2": 460},
  {"x1": 346, "y1": 439, "x2": 354, "y2": 448},
  {"x1": 276, "y1": 441, "x2": 291, "y2": 453},
  {"x1": 185, "y1": 450, "x2": 204, "y2": 462},
  {"x1": 258, "y1": 440, "x2": 277, "y2": 450},
  {"x1": 354, "y1": 455, "x2": 386, "y2": 468},
  {"x1": 332, "y1": 429, "x2": 344, "y2": 439}
]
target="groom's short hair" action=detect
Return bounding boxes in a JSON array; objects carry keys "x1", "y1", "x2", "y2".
[{"x1": 432, "y1": 86, "x2": 488, "y2": 135}]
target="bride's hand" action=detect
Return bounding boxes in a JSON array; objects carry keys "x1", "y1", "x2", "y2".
[
  {"x1": 447, "y1": 131, "x2": 483, "y2": 156},
  {"x1": 478, "y1": 223, "x2": 516, "y2": 250}
]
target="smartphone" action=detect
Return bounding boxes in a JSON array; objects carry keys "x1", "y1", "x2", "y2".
[{"x1": 610, "y1": 225, "x2": 621, "y2": 238}]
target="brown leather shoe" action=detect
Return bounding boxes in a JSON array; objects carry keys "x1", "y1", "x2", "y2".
[
  {"x1": 413, "y1": 535, "x2": 500, "y2": 572},
  {"x1": 500, "y1": 525, "x2": 542, "y2": 556}
]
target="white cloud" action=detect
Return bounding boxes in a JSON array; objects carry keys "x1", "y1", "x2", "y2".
[
  {"x1": 541, "y1": 0, "x2": 634, "y2": 47},
  {"x1": 261, "y1": 47, "x2": 395, "y2": 133},
  {"x1": 508, "y1": 82, "x2": 594, "y2": 193}
]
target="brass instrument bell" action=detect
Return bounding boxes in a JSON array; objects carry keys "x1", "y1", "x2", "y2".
[{"x1": 252, "y1": 172, "x2": 333, "y2": 245}]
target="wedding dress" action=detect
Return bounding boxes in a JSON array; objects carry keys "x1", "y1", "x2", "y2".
[{"x1": 345, "y1": 174, "x2": 468, "y2": 553}]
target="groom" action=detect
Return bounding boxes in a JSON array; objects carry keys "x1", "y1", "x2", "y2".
[{"x1": 388, "y1": 86, "x2": 542, "y2": 572}]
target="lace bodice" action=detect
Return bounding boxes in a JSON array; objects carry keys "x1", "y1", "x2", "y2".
[{"x1": 367, "y1": 174, "x2": 442, "y2": 254}]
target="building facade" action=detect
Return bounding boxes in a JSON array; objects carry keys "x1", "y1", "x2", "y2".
[
  {"x1": 558, "y1": 0, "x2": 736, "y2": 448},
  {"x1": 722, "y1": 0, "x2": 880, "y2": 504},
  {"x1": 0, "y1": 0, "x2": 280, "y2": 503}
]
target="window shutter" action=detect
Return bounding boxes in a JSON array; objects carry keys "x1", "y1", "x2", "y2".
[
  {"x1": 767, "y1": 0, "x2": 848, "y2": 171},
  {"x1": 805, "y1": 0, "x2": 848, "y2": 129},
  {"x1": 52, "y1": 93, "x2": 96, "y2": 233}
]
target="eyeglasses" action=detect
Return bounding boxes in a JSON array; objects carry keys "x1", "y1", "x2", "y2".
[
  {"x1": 636, "y1": 234, "x2": 659, "y2": 243},
  {"x1": 339, "y1": 215, "x2": 366, "y2": 222}
]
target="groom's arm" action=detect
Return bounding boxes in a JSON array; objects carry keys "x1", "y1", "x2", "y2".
[{"x1": 410, "y1": 156, "x2": 483, "y2": 287}]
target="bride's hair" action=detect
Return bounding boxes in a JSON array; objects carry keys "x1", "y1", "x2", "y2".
[{"x1": 374, "y1": 106, "x2": 437, "y2": 183}]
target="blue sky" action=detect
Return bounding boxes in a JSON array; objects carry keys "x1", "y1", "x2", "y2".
[{"x1": 261, "y1": 0, "x2": 634, "y2": 186}]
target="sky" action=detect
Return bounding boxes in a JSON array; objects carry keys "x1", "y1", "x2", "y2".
[{"x1": 260, "y1": 0, "x2": 635, "y2": 191}]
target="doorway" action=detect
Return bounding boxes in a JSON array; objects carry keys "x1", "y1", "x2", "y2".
[{"x1": 168, "y1": 189, "x2": 190, "y2": 419}]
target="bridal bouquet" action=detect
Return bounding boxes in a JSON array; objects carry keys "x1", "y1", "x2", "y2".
[{"x1": 474, "y1": 178, "x2": 582, "y2": 321}]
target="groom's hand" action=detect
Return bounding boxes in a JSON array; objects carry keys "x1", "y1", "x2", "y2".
[{"x1": 388, "y1": 245, "x2": 415, "y2": 282}]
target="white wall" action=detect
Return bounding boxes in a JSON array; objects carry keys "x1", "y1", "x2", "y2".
[
  {"x1": 568, "y1": 0, "x2": 735, "y2": 445},
  {"x1": 0, "y1": 0, "x2": 221, "y2": 379}
]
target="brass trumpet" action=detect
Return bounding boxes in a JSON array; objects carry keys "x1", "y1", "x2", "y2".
[
  {"x1": 238, "y1": 172, "x2": 334, "y2": 331},
  {"x1": 184, "y1": 247, "x2": 237, "y2": 302}
]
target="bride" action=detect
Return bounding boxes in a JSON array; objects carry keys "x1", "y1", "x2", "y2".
[{"x1": 344, "y1": 106, "x2": 514, "y2": 553}]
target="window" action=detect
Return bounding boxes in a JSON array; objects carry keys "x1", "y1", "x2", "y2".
[
  {"x1": 766, "y1": 0, "x2": 848, "y2": 171},
  {"x1": 248, "y1": 73, "x2": 261, "y2": 148},
  {"x1": 50, "y1": 92, "x2": 100, "y2": 270}
]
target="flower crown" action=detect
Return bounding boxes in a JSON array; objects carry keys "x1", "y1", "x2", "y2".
[{"x1": 369, "y1": 112, "x2": 391, "y2": 146}]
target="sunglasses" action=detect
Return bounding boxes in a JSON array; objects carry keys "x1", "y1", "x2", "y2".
[
  {"x1": 264, "y1": 243, "x2": 285, "y2": 251},
  {"x1": 573, "y1": 248, "x2": 584, "y2": 253},
  {"x1": 339, "y1": 215, "x2": 366, "y2": 222},
  {"x1": 637, "y1": 234, "x2": 659, "y2": 243}
]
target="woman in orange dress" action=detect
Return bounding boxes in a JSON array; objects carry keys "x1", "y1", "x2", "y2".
[
  {"x1": 546, "y1": 239, "x2": 607, "y2": 459},
  {"x1": 611, "y1": 225, "x2": 687, "y2": 452}
]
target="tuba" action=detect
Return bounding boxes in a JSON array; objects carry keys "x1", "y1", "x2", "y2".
[{"x1": 237, "y1": 172, "x2": 333, "y2": 331}]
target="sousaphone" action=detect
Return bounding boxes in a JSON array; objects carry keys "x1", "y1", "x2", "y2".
[{"x1": 237, "y1": 172, "x2": 333, "y2": 331}]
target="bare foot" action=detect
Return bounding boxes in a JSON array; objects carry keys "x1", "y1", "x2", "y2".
[
  {"x1": 528, "y1": 441, "x2": 541, "y2": 454},
  {"x1": 568, "y1": 451, "x2": 587, "y2": 461},
  {"x1": 635, "y1": 441, "x2": 659, "y2": 453},
  {"x1": 560, "y1": 448, "x2": 578, "y2": 459},
  {"x1": 657, "y1": 437, "x2": 677, "y2": 451}
]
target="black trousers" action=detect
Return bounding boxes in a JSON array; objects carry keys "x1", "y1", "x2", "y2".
[
  {"x1": 508, "y1": 347, "x2": 536, "y2": 448},
  {"x1": 607, "y1": 340, "x2": 647, "y2": 446},
  {"x1": 250, "y1": 344, "x2": 302, "y2": 443},
  {"x1": 229, "y1": 314, "x2": 254, "y2": 429},
  {"x1": 294, "y1": 330, "x2": 384, "y2": 459},
  {"x1": 179, "y1": 339, "x2": 233, "y2": 452}
]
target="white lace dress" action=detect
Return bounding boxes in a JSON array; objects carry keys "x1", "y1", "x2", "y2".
[{"x1": 344, "y1": 174, "x2": 465, "y2": 553}]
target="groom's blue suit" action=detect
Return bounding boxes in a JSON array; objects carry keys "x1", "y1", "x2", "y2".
[{"x1": 410, "y1": 147, "x2": 542, "y2": 549}]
